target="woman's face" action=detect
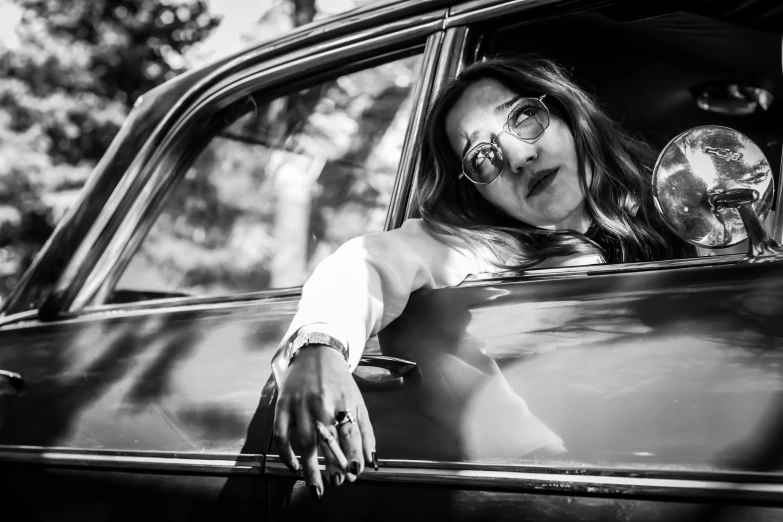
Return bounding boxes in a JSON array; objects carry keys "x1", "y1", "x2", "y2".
[{"x1": 445, "y1": 78, "x2": 592, "y2": 231}]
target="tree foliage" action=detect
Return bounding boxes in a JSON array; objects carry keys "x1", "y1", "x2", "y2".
[{"x1": 0, "y1": 0, "x2": 220, "y2": 301}]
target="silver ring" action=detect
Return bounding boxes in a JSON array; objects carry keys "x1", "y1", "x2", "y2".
[{"x1": 334, "y1": 410, "x2": 355, "y2": 428}]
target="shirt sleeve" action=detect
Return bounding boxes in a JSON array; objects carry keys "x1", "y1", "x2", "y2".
[{"x1": 272, "y1": 219, "x2": 483, "y2": 384}]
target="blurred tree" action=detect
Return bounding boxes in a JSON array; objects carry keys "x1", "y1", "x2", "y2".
[{"x1": 0, "y1": 0, "x2": 221, "y2": 301}]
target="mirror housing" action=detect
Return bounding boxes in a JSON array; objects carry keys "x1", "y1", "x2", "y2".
[{"x1": 652, "y1": 125, "x2": 783, "y2": 262}]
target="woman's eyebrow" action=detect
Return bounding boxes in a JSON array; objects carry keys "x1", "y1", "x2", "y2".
[{"x1": 493, "y1": 95, "x2": 524, "y2": 115}]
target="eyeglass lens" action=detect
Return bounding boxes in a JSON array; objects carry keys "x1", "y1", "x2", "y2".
[{"x1": 462, "y1": 97, "x2": 550, "y2": 184}]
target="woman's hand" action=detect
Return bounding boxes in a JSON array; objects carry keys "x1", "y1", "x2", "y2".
[{"x1": 273, "y1": 344, "x2": 377, "y2": 500}]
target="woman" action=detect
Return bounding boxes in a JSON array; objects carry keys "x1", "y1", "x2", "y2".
[{"x1": 271, "y1": 56, "x2": 690, "y2": 500}]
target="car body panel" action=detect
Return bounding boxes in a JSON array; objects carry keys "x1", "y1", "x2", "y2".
[
  {"x1": 372, "y1": 261, "x2": 783, "y2": 469},
  {"x1": 0, "y1": 300, "x2": 288, "y2": 452},
  {"x1": 265, "y1": 481, "x2": 783, "y2": 522},
  {"x1": 0, "y1": 301, "x2": 284, "y2": 518},
  {"x1": 263, "y1": 259, "x2": 783, "y2": 518},
  {"x1": 0, "y1": 466, "x2": 265, "y2": 520}
]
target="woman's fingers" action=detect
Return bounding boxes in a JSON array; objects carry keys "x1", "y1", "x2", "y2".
[
  {"x1": 357, "y1": 400, "x2": 378, "y2": 470},
  {"x1": 336, "y1": 412, "x2": 364, "y2": 482},
  {"x1": 314, "y1": 420, "x2": 348, "y2": 488},
  {"x1": 272, "y1": 400, "x2": 299, "y2": 473},
  {"x1": 273, "y1": 347, "x2": 381, "y2": 499},
  {"x1": 295, "y1": 406, "x2": 324, "y2": 501}
]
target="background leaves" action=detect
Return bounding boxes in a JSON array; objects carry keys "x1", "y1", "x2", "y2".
[{"x1": 0, "y1": 0, "x2": 221, "y2": 300}]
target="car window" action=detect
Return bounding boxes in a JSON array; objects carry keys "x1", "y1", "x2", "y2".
[
  {"x1": 113, "y1": 55, "x2": 422, "y2": 300},
  {"x1": 484, "y1": 8, "x2": 783, "y2": 260}
]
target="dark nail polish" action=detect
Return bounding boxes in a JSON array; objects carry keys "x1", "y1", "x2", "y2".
[
  {"x1": 309, "y1": 484, "x2": 322, "y2": 502},
  {"x1": 372, "y1": 452, "x2": 379, "y2": 471},
  {"x1": 350, "y1": 461, "x2": 360, "y2": 475},
  {"x1": 330, "y1": 472, "x2": 343, "y2": 487}
]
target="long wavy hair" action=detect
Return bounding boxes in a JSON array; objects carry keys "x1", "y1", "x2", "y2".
[{"x1": 415, "y1": 56, "x2": 688, "y2": 267}]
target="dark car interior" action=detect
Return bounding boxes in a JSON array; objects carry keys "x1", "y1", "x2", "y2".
[
  {"x1": 486, "y1": 2, "x2": 783, "y2": 237},
  {"x1": 488, "y1": 3, "x2": 782, "y2": 175}
]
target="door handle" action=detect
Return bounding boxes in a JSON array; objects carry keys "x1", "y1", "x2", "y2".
[
  {"x1": 0, "y1": 370, "x2": 24, "y2": 396},
  {"x1": 354, "y1": 355, "x2": 419, "y2": 390}
]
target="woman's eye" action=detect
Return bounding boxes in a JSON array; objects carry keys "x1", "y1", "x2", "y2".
[
  {"x1": 510, "y1": 105, "x2": 537, "y2": 125},
  {"x1": 469, "y1": 146, "x2": 499, "y2": 170},
  {"x1": 468, "y1": 149, "x2": 483, "y2": 170}
]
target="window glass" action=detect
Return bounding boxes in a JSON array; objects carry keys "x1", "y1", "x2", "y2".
[{"x1": 114, "y1": 54, "x2": 422, "y2": 299}]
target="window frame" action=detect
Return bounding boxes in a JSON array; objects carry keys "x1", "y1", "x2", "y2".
[
  {"x1": 56, "y1": 22, "x2": 445, "y2": 313},
  {"x1": 106, "y1": 47, "x2": 430, "y2": 303}
]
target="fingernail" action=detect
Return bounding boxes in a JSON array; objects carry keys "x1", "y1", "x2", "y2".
[
  {"x1": 286, "y1": 461, "x2": 298, "y2": 474},
  {"x1": 309, "y1": 484, "x2": 321, "y2": 502},
  {"x1": 330, "y1": 472, "x2": 343, "y2": 487},
  {"x1": 350, "y1": 461, "x2": 360, "y2": 475},
  {"x1": 372, "y1": 452, "x2": 379, "y2": 471}
]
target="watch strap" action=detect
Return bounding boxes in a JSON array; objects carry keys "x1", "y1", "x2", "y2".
[{"x1": 289, "y1": 331, "x2": 349, "y2": 365}]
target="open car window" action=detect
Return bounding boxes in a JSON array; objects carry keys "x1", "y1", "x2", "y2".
[
  {"x1": 482, "y1": 7, "x2": 783, "y2": 262},
  {"x1": 110, "y1": 55, "x2": 422, "y2": 303}
]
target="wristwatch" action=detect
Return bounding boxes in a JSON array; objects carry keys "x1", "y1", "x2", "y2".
[{"x1": 288, "y1": 331, "x2": 349, "y2": 365}]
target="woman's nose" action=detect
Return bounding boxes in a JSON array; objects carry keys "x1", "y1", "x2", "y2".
[{"x1": 497, "y1": 134, "x2": 538, "y2": 173}]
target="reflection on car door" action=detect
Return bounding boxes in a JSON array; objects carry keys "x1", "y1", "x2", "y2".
[
  {"x1": 0, "y1": 300, "x2": 288, "y2": 520},
  {"x1": 266, "y1": 261, "x2": 783, "y2": 521}
]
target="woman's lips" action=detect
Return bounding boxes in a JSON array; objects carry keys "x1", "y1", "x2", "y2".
[{"x1": 527, "y1": 167, "x2": 559, "y2": 197}]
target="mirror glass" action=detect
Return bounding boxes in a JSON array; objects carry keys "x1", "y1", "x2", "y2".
[{"x1": 652, "y1": 125, "x2": 774, "y2": 248}]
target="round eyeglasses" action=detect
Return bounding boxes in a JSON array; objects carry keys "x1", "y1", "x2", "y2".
[{"x1": 459, "y1": 95, "x2": 550, "y2": 185}]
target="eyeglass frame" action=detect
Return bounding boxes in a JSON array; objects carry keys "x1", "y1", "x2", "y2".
[{"x1": 458, "y1": 94, "x2": 550, "y2": 185}]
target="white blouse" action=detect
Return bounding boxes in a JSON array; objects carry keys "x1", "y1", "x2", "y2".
[{"x1": 272, "y1": 218, "x2": 602, "y2": 382}]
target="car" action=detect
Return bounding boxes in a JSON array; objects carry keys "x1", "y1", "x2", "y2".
[{"x1": 1, "y1": 0, "x2": 783, "y2": 520}]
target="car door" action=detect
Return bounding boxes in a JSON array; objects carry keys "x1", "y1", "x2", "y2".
[
  {"x1": 0, "y1": 5, "x2": 439, "y2": 520},
  {"x1": 263, "y1": 1, "x2": 783, "y2": 520},
  {"x1": 267, "y1": 257, "x2": 783, "y2": 522}
]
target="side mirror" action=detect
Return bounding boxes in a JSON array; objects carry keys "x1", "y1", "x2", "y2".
[{"x1": 652, "y1": 125, "x2": 783, "y2": 262}]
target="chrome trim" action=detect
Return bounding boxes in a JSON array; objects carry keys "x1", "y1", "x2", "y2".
[
  {"x1": 265, "y1": 455, "x2": 783, "y2": 503},
  {"x1": 461, "y1": 254, "x2": 749, "y2": 285},
  {"x1": 400, "y1": 26, "x2": 473, "y2": 222},
  {"x1": 0, "y1": 294, "x2": 298, "y2": 331},
  {"x1": 63, "y1": 21, "x2": 442, "y2": 311},
  {"x1": 433, "y1": 26, "x2": 471, "y2": 94},
  {"x1": 386, "y1": 32, "x2": 444, "y2": 230},
  {"x1": 451, "y1": 26, "x2": 472, "y2": 78},
  {"x1": 450, "y1": 0, "x2": 510, "y2": 16},
  {"x1": 0, "y1": 310, "x2": 39, "y2": 329},
  {"x1": 83, "y1": 287, "x2": 301, "y2": 314},
  {"x1": 0, "y1": 446, "x2": 262, "y2": 475},
  {"x1": 448, "y1": 0, "x2": 611, "y2": 26}
]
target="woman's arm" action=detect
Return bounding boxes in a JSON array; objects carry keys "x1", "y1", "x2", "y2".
[
  {"x1": 271, "y1": 219, "x2": 482, "y2": 499},
  {"x1": 272, "y1": 219, "x2": 481, "y2": 381}
]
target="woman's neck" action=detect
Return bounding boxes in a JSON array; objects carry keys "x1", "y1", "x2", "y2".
[{"x1": 538, "y1": 202, "x2": 592, "y2": 234}]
